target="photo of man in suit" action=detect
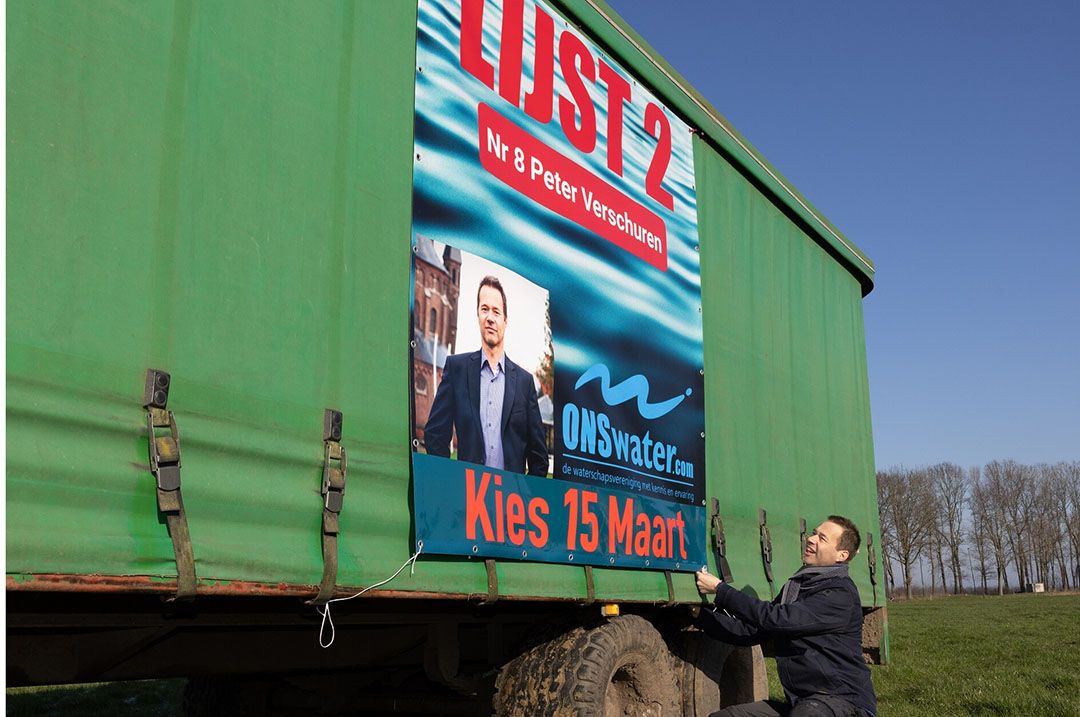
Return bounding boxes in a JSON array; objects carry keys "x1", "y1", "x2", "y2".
[{"x1": 424, "y1": 275, "x2": 549, "y2": 476}]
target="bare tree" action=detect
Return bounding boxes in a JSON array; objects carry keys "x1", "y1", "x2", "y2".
[
  {"x1": 876, "y1": 472, "x2": 898, "y2": 596},
  {"x1": 878, "y1": 467, "x2": 935, "y2": 599},
  {"x1": 972, "y1": 467, "x2": 1011, "y2": 594},
  {"x1": 967, "y1": 466, "x2": 992, "y2": 594},
  {"x1": 985, "y1": 459, "x2": 1034, "y2": 590},
  {"x1": 1049, "y1": 461, "x2": 1080, "y2": 589},
  {"x1": 930, "y1": 462, "x2": 967, "y2": 594},
  {"x1": 1026, "y1": 466, "x2": 1062, "y2": 589}
]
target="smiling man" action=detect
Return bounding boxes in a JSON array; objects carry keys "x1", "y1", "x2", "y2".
[
  {"x1": 424, "y1": 275, "x2": 549, "y2": 476},
  {"x1": 694, "y1": 516, "x2": 877, "y2": 717}
]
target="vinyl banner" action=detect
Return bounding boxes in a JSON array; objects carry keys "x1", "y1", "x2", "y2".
[{"x1": 409, "y1": 0, "x2": 706, "y2": 571}]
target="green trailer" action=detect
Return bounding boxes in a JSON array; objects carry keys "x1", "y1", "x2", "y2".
[{"x1": 7, "y1": 0, "x2": 884, "y2": 713}]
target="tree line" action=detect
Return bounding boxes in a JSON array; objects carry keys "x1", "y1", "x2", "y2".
[{"x1": 876, "y1": 460, "x2": 1080, "y2": 599}]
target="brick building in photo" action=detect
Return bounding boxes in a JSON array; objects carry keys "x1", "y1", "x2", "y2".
[{"x1": 413, "y1": 236, "x2": 461, "y2": 445}]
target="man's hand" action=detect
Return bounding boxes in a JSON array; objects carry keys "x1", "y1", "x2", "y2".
[{"x1": 696, "y1": 568, "x2": 721, "y2": 594}]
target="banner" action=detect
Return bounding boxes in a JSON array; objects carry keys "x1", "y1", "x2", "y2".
[{"x1": 409, "y1": 0, "x2": 705, "y2": 571}]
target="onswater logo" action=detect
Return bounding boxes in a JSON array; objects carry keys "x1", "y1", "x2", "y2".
[
  {"x1": 574, "y1": 363, "x2": 691, "y2": 420},
  {"x1": 561, "y1": 363, "x2": 698, "y2": 488}
]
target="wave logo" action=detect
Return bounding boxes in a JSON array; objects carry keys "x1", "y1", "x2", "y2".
[{"x1": 574, "y1": 364, "x2": 692, "y2": 420}]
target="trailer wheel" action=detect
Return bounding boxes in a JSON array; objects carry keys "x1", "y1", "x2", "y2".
[{"x1": 494, "y1": 615, "x2": 679, "y2": 716}]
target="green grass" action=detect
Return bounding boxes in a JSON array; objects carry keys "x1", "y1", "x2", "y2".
[
  {"x1": 5, "y1": 679, "x2": 185, "y2": 716},
  {"x1": 765, "y1": 593, "x2": 1080, "y2": 716},
  {"x1": 8, "y1": 595, "x2": 1080, "y2": 715}
]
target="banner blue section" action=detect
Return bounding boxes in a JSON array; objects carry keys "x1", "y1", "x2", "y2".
[
  {"x1": 414, "y1": 453, "x2": 707, "y2": 571},
  {"x1": 410, "y1": 0, "x2": 705, "y2": 571}
]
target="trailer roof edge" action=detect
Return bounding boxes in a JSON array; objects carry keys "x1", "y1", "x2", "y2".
[{"x1": 557, "y1": 0, "x2": 875, "y2": 295}]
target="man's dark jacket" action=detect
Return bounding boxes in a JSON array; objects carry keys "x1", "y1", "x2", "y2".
[
  {"x1": 695, "y1": 573, "x2": 876, "y2": 716},
  {"x1": 424, "y1": 350, "x2": 549, "y2": 476}
]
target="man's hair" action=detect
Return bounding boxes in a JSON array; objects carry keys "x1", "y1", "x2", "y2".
[
  {"x1": 827, "y1": 515, "x2": 861, "y2": 562},
  {"x1": 477, "y1": 275, "x2": 507, "y2": 318}
]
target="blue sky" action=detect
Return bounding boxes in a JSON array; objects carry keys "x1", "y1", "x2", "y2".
[{"x1": 608, "y1": 0, "x2": 1079, "y2": 470}]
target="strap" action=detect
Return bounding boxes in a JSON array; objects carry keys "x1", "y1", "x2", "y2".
[
  {"x1": 144, "y1": 369, "x2": 197, "y2": 601},
  {"x1": 481, "y1": 559, "x2": 499, "y2": 604},
  {"x1": 309, "y1": 410, "x2": 346, "y2": 605},
  {"x1": 867, "y1": 533, "x2": 879, "y2": 606},
  {"x1": 709, "y1": 498, "x2": 734, "y2": 583},
  {"x1": 759, "y1": 508, "x2": 775, "y2": 599}
]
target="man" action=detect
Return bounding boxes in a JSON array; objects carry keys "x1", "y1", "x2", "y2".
[
  {"x1": 424, "y1": 275, "x2": 549, "y2": 476},
  {"x1": 694, "y1": 516, "x2": 877, "y2": 717}
]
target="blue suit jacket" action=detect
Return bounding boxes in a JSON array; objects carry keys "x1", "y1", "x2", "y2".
[{"x1": 424, "y1": 350, "x2": 549, "y2": 476}]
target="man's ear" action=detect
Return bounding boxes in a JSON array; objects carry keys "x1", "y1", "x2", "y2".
[{"x1": 837, "y1": 550, "x2": 850, "y2": 563}]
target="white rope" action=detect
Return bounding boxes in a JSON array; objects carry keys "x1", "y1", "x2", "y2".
[{"x1": 316, "y1": 545, "x2": 423, "y2": 648}]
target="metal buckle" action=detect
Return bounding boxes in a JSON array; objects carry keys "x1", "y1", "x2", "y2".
[{"x1": 146, "y1": 409, "x2": 181, "y2": 492}]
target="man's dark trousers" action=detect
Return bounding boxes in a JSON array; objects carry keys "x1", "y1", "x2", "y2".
[{"x1": 711, "y1": 694, "x2": 862, "y2": 717}]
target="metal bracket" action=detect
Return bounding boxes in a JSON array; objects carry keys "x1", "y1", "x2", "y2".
[
  {"x1": 799, "y1": 517, "x2": 808, "y2": 556},
  {"x1": 309, "y1": 409, "x2": 346, "y2": 605},
  {"x1": 664, "y1": 570, "x2": 676, "y2": 607},
  {"x1": 759, "y1": 508, "x2": 774, "y2": 598},
  {"x1": 710, "y1": 498, "x2": 734, "y2": 583},
  {"x1": 143, "y1": 369, "x2": 196, "y2": 601}
]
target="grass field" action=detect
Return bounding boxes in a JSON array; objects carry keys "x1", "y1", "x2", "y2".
[{"x1": 8, "y1": 594, "x2": 1080, "y2": 715}]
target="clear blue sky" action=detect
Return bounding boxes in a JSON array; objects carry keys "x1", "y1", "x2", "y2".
[{"x1": 608, "y1": 0, "x2": 1080, "y2": 470}]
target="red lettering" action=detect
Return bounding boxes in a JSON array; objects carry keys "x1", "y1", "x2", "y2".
[
  {"x1": 644, "y1": 103, "x2": 674, "y2": 210},
  {"x1": 460, "y1": 0, "x2": 495, "y2": 90},
  {"x1": 506, "y1": 492, "x2": 526, "y2": 545},
  {"x1": 498, "y1": 0, "x2": 524, "y2": 105},
  {"x1": 528, "y1": 497, "x2": 549, "y2": 548},
  {"x1": 564, "y1": 488, "x2": 579, "y2": 551},
  {"x1": 651, "y1": 514, "x2": 668, "y2": 558},
  {"x1": 580, "y1": 490, "x2": 599, "y2": 552},
  {"x1": 458, "y1": 4, "x2": 679, "y2": 212},
  {"x1": 598, "y1": 61, "x2": 631, "y2": 176},
  {"x1": 609, "y1": 496, "x2": 634, "y2": 554},
  {"x1": 494, "y1": 474, "x2": 505, "y2": 543},
  {"x1": 634, "y1": 513, "x2": 650, "y2": 556},
  {"x1": 466, "y1": 469, "x2": 494, "y2": 541},
  {"x1": 558, "y1": 33, "x2": 597, "y2": 153},
  {"x1": 523, "y1": 7, "x2": 554, "y2": 123},
  {"x1": 676, "y1": 511, "x2": 687, "y2": 560}
]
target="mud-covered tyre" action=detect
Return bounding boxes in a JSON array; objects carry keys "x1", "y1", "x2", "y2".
[{"x1": 494, "y1": 615, "x2": 679, "y2": 716}]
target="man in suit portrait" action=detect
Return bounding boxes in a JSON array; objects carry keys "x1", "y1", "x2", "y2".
[{"x1": 424, "y1": 275, "x2": 549, "y2": 476}]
